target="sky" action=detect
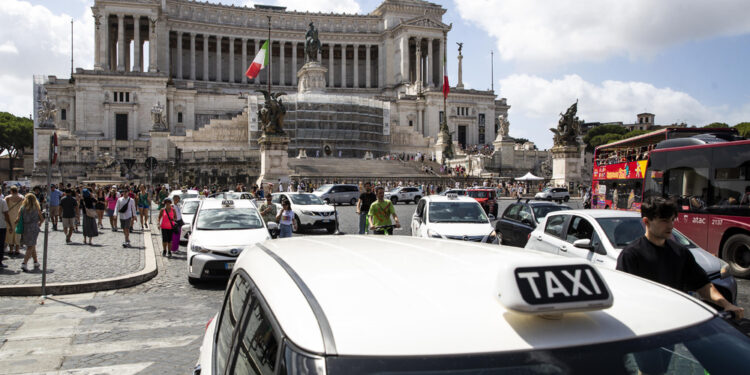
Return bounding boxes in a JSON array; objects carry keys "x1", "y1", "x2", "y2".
[{"x1": 2, "y1": 0, "x2": 749, "y2": 149}]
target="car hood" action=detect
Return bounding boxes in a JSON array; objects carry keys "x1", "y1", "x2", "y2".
[
  {"x1": 294, "y1": 204, "x2": 334, "y2": 212},
  {"x1": 428, "y1": 222, "x2": 495, "y2": 238},
  {"x1": 191, "y1": 228, "x2": 269, "y2": 251}
]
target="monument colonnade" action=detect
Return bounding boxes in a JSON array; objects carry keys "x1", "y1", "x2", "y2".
[{"x1": 93, "y1": 13, "x2": 445, "y2": 90}]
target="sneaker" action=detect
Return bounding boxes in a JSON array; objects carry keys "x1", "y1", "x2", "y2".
[
  {"x1": 21, "y1": 264, "x2": 28, "y2": 272},
  {"x1": 162, "y1": 250, "x2": 166, "y2": 256},
  {"x1": 34, "y1": 262, "x2": 40, "y2": 269}
]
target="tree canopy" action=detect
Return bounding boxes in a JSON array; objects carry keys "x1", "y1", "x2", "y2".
[
  {"x1": 734, "y1": 122, "x2": 750, "y2": 137},
  {"x1": 0, "y1": 111, "x2": 33, "y2": 158},
  {"x1": 583, "y1": 124, "x2": 627, "y2": 151},
  {"x1": 704, "y1": 122, "x2": 729, "y2": 128}
]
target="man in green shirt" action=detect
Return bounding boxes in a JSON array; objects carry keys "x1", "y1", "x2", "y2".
[
  {"x1": 258, "y1": 195, "x2": 278, "y2": 224},
  {"x1": 368, "y1": 186, "x2": 400, "y2": 235}
]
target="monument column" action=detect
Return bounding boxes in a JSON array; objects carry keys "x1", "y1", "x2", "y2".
[
  {"x1": 341, "y1": 44, "x2": 347, "y2": 88},
  {"x1": 365, "y1": 44, "x2": 371, "y2": 88},
  {"x1": 329, "y1": 44, "x2": 334, "y2": 87},
  {"x1": 353, "y1": 44, "x2": 359, "y2": 88},
  {"x1": 291, "y1": 42, "x2": 297, "y2": 85},
  {"x1": 415, "y1": 38, "x2": 422, "y2": 89},
  {"x1": 165, "y1": 30, "x2": 171, "y2": 78},
  {"x1": 426, "y1": 38, "x2": 433, "y2": 87},
  {"x1": 457, "y1": 47, "x2": 464, "y2": 89},
  {"x1": 117, "y1": 14, "x2": 125, "y2": 71},
  {"x1": 229, "y1": 37, "x2": 235, "y2": 83},
  {"x1": 215, "y1": 36, "x2": 222, "y2": 82},
  {"x1": 176, "y1": 31, "x2": 183, "y2": 79},
  {"x1": 148, "y1": 17, "x2": 158, "y2": 72},
  {"x1": 203, "y1": 34, "x2": 209, "y2": 81},
  {"x1": 190, "y1": 33, "x2": 196, "y2": 80},
  {"x1": 131, "y1": 16, "x2": 141, "y2": 72},
  {"x1": 279, "y1": 41, "x2": 285, "y2": 85},
  {"x1": 241, "y1": 38, "x2": 247, "y2": 84},
  {"x1": 401, "y1": 35, "x2": 409, "y2": 83},
  {"x1": 93, "y1": 10, "x2": 103, "y2": 70}
]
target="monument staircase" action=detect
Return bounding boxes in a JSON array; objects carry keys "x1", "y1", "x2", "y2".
[
  {"x1": 172, "y1": 111, "x2": 251, "y2": 150},
  {"x1": 288, "y1": 158, "x2": 434, "y2": 178}
]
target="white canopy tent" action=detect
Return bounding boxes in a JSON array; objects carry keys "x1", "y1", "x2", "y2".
[{"x1": 514, "y1": 172, "x2": 544, "y2": 181}]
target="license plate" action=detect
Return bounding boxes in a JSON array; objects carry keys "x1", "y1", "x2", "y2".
[
  {"x1": 225, "y1": 262, "x2": 235, "y2": 270},
  {"x1": 322, "y1": 219, "x2": 331, "y2": 223}
]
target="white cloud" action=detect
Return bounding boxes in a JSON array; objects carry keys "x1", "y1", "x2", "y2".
[
  {"x1": 0, "y1": 0, "x2": 94, "y2": 117},
  {"x1": 499, "y1": 74, "x2": 750, "y2": 149},
  {"x1": 454, "y1": 0, "x2": 750, "y2": 67},
  {"x1": 0, "y1": 41, "x2": 19, "y2": 54},
  {"x1": 242, "y1": 0, "x2": 361, "y2": 13}
]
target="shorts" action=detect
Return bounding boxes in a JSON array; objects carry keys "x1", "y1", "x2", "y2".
[
  {"x1": 49, "y1": 206, "x2": 61, "y2": 216},
  {"x1": 161, "y1": 228, "x2": 173, "y2": 242},
  {"x1": 106, "y1": 209, "x2": 114, "y2": 217},
  {"x1": 120, "y1": 218, "x2": 132, "y2": 229},
  {"x1": 138, "y1": 204, "x2": 149, "y2": 209},
  {"x1": 62, "y1": 217, "x2": 75, "y2": 230}
]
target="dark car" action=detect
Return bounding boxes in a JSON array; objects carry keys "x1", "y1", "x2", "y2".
[{"x1": 496, "y1": 199, "x2": 571, "y2": 247}]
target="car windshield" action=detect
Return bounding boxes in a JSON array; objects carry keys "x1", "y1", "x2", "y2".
[
  {"x1": 180, "y1": 193, "x2": 198, "y2": 200},
  {"x1": 389, "y1": 188, "x2": 401, "y2": 193},
  {"x1": 289, "y1": 194, "x2": 324, "y2": 205},
  {"x1": 196, "y1": 208, "x2": 264, "y2": 230},
  {"x1": 467, "y1": 191, "x2": 489, "y2": 198},
  {"x1": 428, "y1": 202, "x2": 488, "y2": 223},
  {"x1": 315, "y1": 184, "x2": 333, "y2": 192},
  {"x1": 182, "y1": 201, "x2": 200, "y2": 215},
  {"x1": 596, "y1": 217, "x2": 696, "y2": 249},
  {"x1": 326, "y1": 318, "x2": 750, "y2": 375},
  {"x1": 532, "y1": 205, "x2": 571, "y2": 223}
]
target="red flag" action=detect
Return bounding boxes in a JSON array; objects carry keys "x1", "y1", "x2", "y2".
[{"x1": 443, "y1": 76, "x2": 450, "y2": 98}]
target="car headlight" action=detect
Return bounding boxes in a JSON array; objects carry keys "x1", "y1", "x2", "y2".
[
  {"x1": 427, "y1": 229, "x2": 442, "y2": 239},
  {"x1": 720, "y1": 259, "x2": 731, "y2": 279},
  {"x1": 191, "y1": 244, "x2": 209, "y2": 253},
  {"x1": 300, "y1": 210, "x2": 314, "y2": 216}
]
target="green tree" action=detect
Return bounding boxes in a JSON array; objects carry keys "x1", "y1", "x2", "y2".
[
  {"x1": 703, "y1": 122, "x2": 729, "y2": 128},
  {"x1": 583, "y1": 124, "x2": 627, "y2": 151},
  {"x1": 734, "y1": 122, "x2": 750, "y2": 137},
  {"x1": 514, "y1": 138, "x2": 530, "y2": 144},
  {"x1": 0, "y1": 112, "x2": 34, "y2": 179},
  {"x1": 590, "y1": 133, "x2": 624, "y2": 148},
  {"x1": 622, "y1": 129, "x2": 652, "y2": 139}
]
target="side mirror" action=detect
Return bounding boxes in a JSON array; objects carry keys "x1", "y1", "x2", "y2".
[
  {"x1": 267, "y1": 222, "x2": 279, "y2": 231},
  {"x1": 181, "y1": 224, "x2": 191, "y2": 234},
  {"x1": 488, "y1": 214, "x2": 496, "y2": 221},
  {"x1": 573, "y1": 238, "x2": 593, "y2": 250}
]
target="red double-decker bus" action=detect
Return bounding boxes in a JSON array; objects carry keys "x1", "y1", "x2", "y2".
[{"x1": 592, "y1": 127, "x2": 750, "y2": 276}]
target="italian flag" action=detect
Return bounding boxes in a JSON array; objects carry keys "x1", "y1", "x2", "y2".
[
  {"x1": 442, "y1": 51, "x2": 449, "y2": 98},
  {"x1": 245, "y1": 40, "x2": 269, "y2": 80}
]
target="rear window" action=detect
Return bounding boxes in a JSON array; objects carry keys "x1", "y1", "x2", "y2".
[
  {"x1": 544, "y1": 215, "x2": 567, "y2": 238},
  {"x1": 467, "y1": 191, "x2": 489, "y2": 198},
  {"x1": 532, "y1": 205, "x2": 571, "y2": 223}
]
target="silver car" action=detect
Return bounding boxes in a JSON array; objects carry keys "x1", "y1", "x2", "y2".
[
  {"x1": 313, "y1": 184, "x2": 360, "y2": 205},
  {"x1": 525, "y1": 209, "x2": 737, "y2": 304}
]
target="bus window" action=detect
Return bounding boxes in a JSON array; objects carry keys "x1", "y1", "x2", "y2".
[
  {"x1": 708, "y1": 146, "x2": 750, "y2": 215},
  {"x1": 665, "y1": 149, "x2": 710, "y2": 212}
]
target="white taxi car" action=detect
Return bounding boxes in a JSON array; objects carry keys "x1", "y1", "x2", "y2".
[
  {"x1": 272, "y1": 192, "x2": 336, "y2": 233},
  {"x1": 185, "y1": 199, "x2": 272, "y2": 285},
  {"x1": 194, "y1": 236, "x2": 750, "y2": 375},
  {"x1": 411, "y1": 194, "x2": 498, "y2": 244},
  {"x1": 525, "y1": 209, "x2": 738, "y2": 303},
  {"x1": 179, "y1": 197, "x2": 203, "y2": 245}
]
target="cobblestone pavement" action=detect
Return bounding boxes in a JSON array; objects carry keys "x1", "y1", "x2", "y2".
[{"x1": 0, "y1": 220, "x2": 145, "y2": 285}]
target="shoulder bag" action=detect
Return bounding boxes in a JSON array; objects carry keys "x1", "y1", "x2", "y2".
[
  {"x1": 14, "y1": 210, "x2": 23, "y2": 234},
  {"x1": 85, "y1": 200, "x2": 97, "y2": 218}
]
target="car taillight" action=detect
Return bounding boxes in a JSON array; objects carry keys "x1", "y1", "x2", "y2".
[
  {"x1": 205, "y1": 317, "x2": 214, "y2": 331},
  {"x1": 527, "y1": 233, "x2": 531, "y2": 240}
]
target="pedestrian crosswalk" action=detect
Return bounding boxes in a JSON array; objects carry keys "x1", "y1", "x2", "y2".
[{"x1": 0, "y1": 291, "x2": 218, "y2": 375}]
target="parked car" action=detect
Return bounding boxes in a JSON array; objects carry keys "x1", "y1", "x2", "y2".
[
  {"x1": 179, "y1": 197, "x2": 203, "y2": 245},
  {"x1": 385, "y1": 186, "x2": 423, "y2": 204},
  {"x1": 535, "y1": 187, "x2": 570, "y2": 202},
  {"x1": 168, "y1": 189, "x2": 200, "y2": 203},
  {"x1": 496, "y1": 199, "x2": 571, "y2": 247},
  {"x1": 411, "y1": 194, "x2": 497, "y2": 243},
  {"x1": 525, "y1": 209, "x2": 737, "y2": 304},
  {"x1": 439, "y1": 189, "x2": 466, "y2": 196},
  {"x1": 313, "y1": 184, "x2": 360, "y2": 205},
  {"x1": 272, "y1": 192, "x2": 337, "y2": 233},
  {"x1": 466, "y1": 188, "x2": 497, "y2": 215}
]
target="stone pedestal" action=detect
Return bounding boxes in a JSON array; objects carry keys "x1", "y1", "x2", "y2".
[
  {"x1": 492, "y1": 136, "x2": 516, "y2": 172},
  {"x1": 434, "y1": 131, "x2": 452, "y2": 164},
  {"x1": 256, "y1": 135, "x2": 293, "y2": 188},
  {"x1": 149, "y1": 130, "x2": 171, "y2": 161},
  {"x1": 296, "y1": 149, "x2": 308, "y2": 159},
  {"x1": 297, "y1": 62, "x2": 328, "y2": 94},
  {"x1": 551, "y1": 144, "x2": 582, "y2": 188}
]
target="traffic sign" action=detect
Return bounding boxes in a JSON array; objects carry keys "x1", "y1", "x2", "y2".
[{"x1": 145, "y1": 156, "x2": 158, "y2": 170}]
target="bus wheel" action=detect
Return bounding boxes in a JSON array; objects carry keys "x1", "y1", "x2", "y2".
[{"x1": 722, "y1": 234, "x2": 750, "y2": 278}]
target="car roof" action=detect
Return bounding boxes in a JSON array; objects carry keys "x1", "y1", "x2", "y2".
[
  {"x1": 466, "y1": 187, "x2": 494, "y2": 191},
  {"x1": 548, "y1": 209, "x2": 640, "y2": 219},
  {"x1": 170, "y1": 189, "x2": 199, "y2": 195},
  {"x1": 236, "y1": 236, "x2": 712, "y2": 357},
  {"x1": 198, "y1": 198, "x2": 256, "y2": 209},
  {"x1": 421, "y1": 195, "x2": 478, "y2": 203},
  {"x1": 523, "y1": 200, "x2": 567, "y2": 206}
]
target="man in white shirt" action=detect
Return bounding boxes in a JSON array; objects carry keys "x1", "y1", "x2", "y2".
[
  {"x1": 114, "y1": 187, "x2": 137, "y2": 246},
  {"x1": 0, "y1": 194, "x2": 9, "y2": 268}
]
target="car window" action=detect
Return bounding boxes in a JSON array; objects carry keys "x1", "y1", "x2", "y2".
[
  {"x1": 289, "y1": 194, "x2": 324, "y2": 205},
  {"x1": 531, "y1": 205, "x2": 571, "y2": 223},
  {"x1": 215, "y1": 274, "x2": 251, "y2": 375},
  {"x1": 596, "y1": 217, "x2": 645, "y2": 248},
  {"x1": 346, "y1": 186, "x2": 359, "y2": 192},
  {"x1": 415, "y1": 200, "x2": 426, "y2": 218},
  {"x1": 565, "y1": 216, "x2": 595, "y2": 243},
  {"x1": 544, "y1": 215, "x2": 567, "y2": 238},
  {"x1": 467, "y1": 191, "x2": 488, "y2": 198},
  {"x1": 196, "y1": 208, "x2": 264, "y2": 230},
  {"x1": 518, "y1": 206, "x2": 533, "y2": 223},
  {"x1": 271, "y1": 195, "x2": 281, "y2": 204},
  {"x1": 182, "y1": 201, "x2": 200, "y2": 215},
  {"x1": 503, "y1": 204, "x2": 521, "y2": 221},
  {"x1": 315, "y1": 184, "x2": 332, "y2": 193},
  {"x1": 231, "y1": 293, "x2": 279, "y2": 374}
]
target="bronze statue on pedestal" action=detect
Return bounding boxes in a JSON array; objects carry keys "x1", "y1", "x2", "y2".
[
  {"x1": 551, "y1": 100, "x2": 583, "y2": 147},
  {"x1": 257, "y1": 90, "x2": 287, "y2": 136}
]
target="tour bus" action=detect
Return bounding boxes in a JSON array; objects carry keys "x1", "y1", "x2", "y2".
[{"x1": 592, "y1": 127, "x2": 750, "y2": 277}]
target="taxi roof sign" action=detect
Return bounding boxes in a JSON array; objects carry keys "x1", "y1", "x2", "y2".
[
  {"x1": 446, "y1": 193, "x2": 459, "y2": 199},
  {"x1": 498, "y1": 259, "x2": 613, "y2": 314},
  {"x1": 221, "y1": 199, "x2": 234, "y2": 207}
]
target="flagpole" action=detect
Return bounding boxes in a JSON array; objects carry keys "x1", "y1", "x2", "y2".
[
  {"x1": 443, "y1": 29, "x2": 447, "y2": 131},
  {"x1": 267, "y1": 15, "x2": 272, "y2": 94}
]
